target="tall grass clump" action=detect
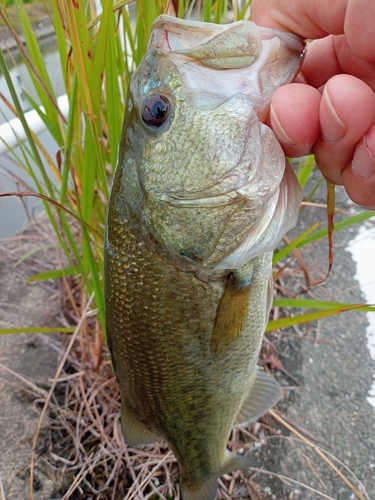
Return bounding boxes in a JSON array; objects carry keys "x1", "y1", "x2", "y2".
[
  {"x1": 0, "y1": 0, "x2": 171, "y2": 334},
  {"x1": 0, "y1": 0, "x2": 255, "y2": 339}
]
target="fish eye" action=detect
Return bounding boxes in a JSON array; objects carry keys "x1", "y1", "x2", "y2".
[{"x1": 141, "y1": 95, "x2": 170, "y2": 128}]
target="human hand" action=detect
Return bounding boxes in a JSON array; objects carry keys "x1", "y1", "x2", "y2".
[{"x1": 251, "y1": 0, "x2": 375, "y2": 210}]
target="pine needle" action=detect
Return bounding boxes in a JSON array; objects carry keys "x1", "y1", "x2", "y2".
[{"x1": 268, "y1": 409, "x2": 367, "y2": 500}]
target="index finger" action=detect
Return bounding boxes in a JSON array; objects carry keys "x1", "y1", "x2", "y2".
[
  {"x1": 251, "y1": 0, "x2": 375, "y2": 63},
  {"x1": 251, "y1": 0, "x2": 345, "y2": 38},
  {"x1": 300, "y1": 36, "x2": 375, "y2": 91}
]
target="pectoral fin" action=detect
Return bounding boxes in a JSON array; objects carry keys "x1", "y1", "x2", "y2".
[
  {"x1": 121, "y1": 402, "x2": 161, "y2": 446},
  {"x1": 211, "y1": 277, "x2": 250, "y2": 354},
  {"x1": 211, "y1": 261, "x2": 254, "y2": 354},
  {"x1": 234, "y1": 368, "x2": 282, "y2": 427}
]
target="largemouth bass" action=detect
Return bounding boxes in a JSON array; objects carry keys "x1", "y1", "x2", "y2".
[{"x1": 105, "y1": 15, "x2": 304, "y2": 500}]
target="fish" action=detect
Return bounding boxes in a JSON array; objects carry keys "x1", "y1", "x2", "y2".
[{"x1": 104, "y1": 14, "x2": 304, "y2": 500}]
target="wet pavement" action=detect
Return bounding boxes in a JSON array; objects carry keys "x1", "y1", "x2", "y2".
[{"x1": 255, "y1": 182, "x2": 375, "y2": 499}]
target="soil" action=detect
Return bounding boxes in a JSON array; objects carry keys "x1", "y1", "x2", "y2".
[{"x1": 0, "y1": 226, "x2": 62, "y2": 499}]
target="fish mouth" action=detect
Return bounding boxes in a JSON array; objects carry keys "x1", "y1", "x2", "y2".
[
  {"x1": 147, "y1": 15, "x2": 305, "y2": 115},
  {"x1": 149, "y1": 15, "x2": 305, "y2": 60}
]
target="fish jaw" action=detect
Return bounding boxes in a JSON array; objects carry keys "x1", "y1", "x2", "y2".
[{"x1": 148, "y1": 14, "x2": 305, "y2": 118}]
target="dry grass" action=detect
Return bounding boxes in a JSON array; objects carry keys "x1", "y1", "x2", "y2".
[
  {"x1": 14, "y1": 323, "x2": 367, "y2": 500},
  {"x1": 27, "y1": 332, "x2": 271, "y2": 499}
]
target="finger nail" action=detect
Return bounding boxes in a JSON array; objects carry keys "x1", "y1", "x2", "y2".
[
  {"x1": 352, "y1": 123, "x2": 375, "y2": 178},
  {"x1": 320, "y1": 88, "x2": 347, "y2": 143},
  {"x1": 269, "y1": 105, "x2": 296, "y2": 147}
]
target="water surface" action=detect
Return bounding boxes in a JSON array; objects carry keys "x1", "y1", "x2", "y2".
[{"x1": 0, "y1": 37, "x2": 62, "y2": 239}]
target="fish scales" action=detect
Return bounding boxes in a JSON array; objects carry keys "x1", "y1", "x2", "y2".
[
  {"x1": 106, "y1": 203, "x2": 270, "y2": 482},
  {"x1": 105, "y1": 15, "x2": 305, "y2": 500}
]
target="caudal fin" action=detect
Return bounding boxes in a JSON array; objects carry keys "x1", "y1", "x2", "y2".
[
  {"x1": 180, "y1": 451, "x2": 259, "y2": 500},
  {"x1": 180, "y1": 476, "x2": 218, "y2": 500}
]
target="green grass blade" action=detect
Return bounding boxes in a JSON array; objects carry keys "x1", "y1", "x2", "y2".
[
  {"x1": 104, "y1": 4, "x2": 123, "y2": 172},
  {"x1": 26, "y1": 267, "x2": 81, "y2": 283},
  {"x1": 266, "y1": 303, "x2": 374, "y2": 332},
  {"x1": 298, "y1": 210, "x2": 375, "y2": 249},
  {"x1": 14, "y1": 245, "x2": 56, "y2": 267},
  {"x1": 0, "y1": 327, "x2": 75, "y2": 335},
  {"x1": 273, "y1": 221, "x2": 320, "y2": 264},
  {"x1": 177, "y1": 0, "x2": 185, "y2": 18},
  {"x1": 214, "y1": 0, "x2": 225, "y2": 23},
  {"x1": 296, "y1": 155, "x2": 315, "y2": 189},
  {"x1": 305, "y1": 174, "x2": 324, "y2": 202},
  {"x1": 273, "y1": 298, "x2": 375, "y2": 312},
  {"x1": 203, "y1": 0, "x2": 212, "y2": 21},
  {"x1": 50, "y1": 0, "x2": 69, "y2": 85},
  {"x1": 238, "y1": 0, "x2": 252, "y2": 20},
  {"x1": 59, "y1": 73, "x2": 78, "y2": 206},
  {"x1": 15, "y1": 1, "x2": 56, "y2": 99},
  {"x1": 0, "y1": 51, "x2": 54, "y2": 197},
  {"x1": 82, "y1": 228, "x2": 106, "y2": 331},
  {"x1": 7, "y1": 2, "x2": 64, "y2": 145},
  {"x1": 21, "y1": 90, "x2": 62, "y2": 147}
]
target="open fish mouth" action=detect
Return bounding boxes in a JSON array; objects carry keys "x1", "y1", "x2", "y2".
[
  {"x1": 146, "y1": 15, "x2": 305, "y2": 116},
  {"x1": 149, "y1": 15, "x2": 305, "y2": 65}
]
